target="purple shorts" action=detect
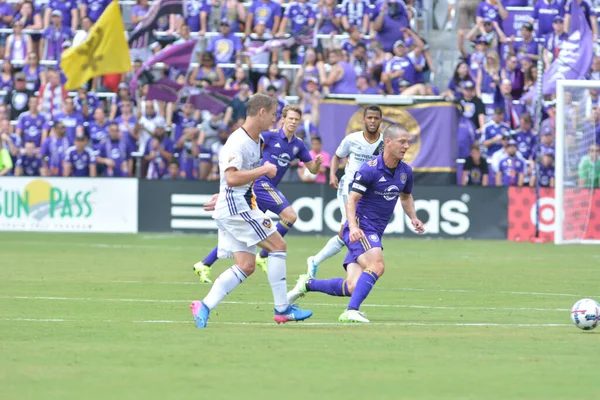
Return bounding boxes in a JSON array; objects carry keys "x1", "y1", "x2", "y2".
[
  {"x1": 342, "y1": 223, "x2": 383, "y2": 268},
  {"x1": 254, "y1": 180, "x2": 291, "y2": 215}
]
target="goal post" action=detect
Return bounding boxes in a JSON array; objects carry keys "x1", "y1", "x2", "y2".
[{"x1": 555, "y1": 79, "x2": 600, "y2": 245}]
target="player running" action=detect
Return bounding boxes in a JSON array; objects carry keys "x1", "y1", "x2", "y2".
[
  {"x1": 287, "y1": 124, "x2": 425, "y2": 323},
  {"x1": 190, "y1": 94, "x2": 313, "y2": 328},
  {"x1": 305, "y1": 105, "x2": 384, "y2": 278},
  {"x1": 193, "y1": 105, "x2": 323, "y2": 282}
]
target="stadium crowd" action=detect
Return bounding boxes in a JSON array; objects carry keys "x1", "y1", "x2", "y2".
[{"x1": 0, "y1": 0, "x2": 598, "y2": 188}]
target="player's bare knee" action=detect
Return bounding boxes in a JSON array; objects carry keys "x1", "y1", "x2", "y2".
[
  {"x1": 280, "y1": 208, "x2": 297, "y2": 224},
  {"x1": 238, "y1": 262, "x2": 255, "y2": 276},
  {"x1": 269, "y1": 234, "x2": 287, "y2": 252},
  {"x1": 346, "y1": 278, "x2": 357, "y2": 294},
  {"x1": 370, "y1": 261, "x2": 385, "y2": 277}
]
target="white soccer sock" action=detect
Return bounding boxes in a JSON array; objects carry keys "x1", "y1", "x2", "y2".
[
  {"x1": 313, "y1": 235, "x2": 345, "y2": 266},
  {"x1": 202, "y1": 265, "x2": 247, "y2": 310},
  {"x1": 267, "y1": 251, "x2": 289, "y2": 313}
]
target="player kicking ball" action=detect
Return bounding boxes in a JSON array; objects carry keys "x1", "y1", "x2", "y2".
[
  {"x1": 287, "y1": 124, "x2": 425, "y2": 323},
  {"x1": 305, "y1": 105, "x2": 384, "y2": 278},
  {"x1": 190, "y1": 95, "x2": 313, "y2": 328},
  {"x1": 193, "y1": 105, "x2": 323, "y2": 282}
]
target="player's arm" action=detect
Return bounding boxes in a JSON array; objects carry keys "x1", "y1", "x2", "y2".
[
  {"x1": 399, "y1": 174, "x2": 424, "y2": 234},
  {"x1": 329, "y1": 154, "x2": 342, "y2": 188},
  {"x1": 225, "y1": 164, "x2": 275, "y2": 187},
  {"x1": 345, "y1": 191, "x2": 364, "y2": 242}
]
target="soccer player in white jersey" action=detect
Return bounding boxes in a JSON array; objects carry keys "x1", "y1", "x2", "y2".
[
  {"x1": 306, "y1": 105, "x2": 384, "y2": 278},
  {"x1": 190, "y1": 94, "x2": 313, "y2": 328}
]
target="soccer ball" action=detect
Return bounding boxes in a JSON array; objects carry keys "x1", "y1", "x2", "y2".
[{"x1": 570, "y1": 298, "x2": 600, "y2": 330}]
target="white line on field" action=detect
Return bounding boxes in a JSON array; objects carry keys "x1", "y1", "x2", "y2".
[
  {"x1": 0, "y1": 295, "x2": 570, "y2": 312},
  {"x1": 0, "y1": 318, "x2": 573, "y2": 327}
]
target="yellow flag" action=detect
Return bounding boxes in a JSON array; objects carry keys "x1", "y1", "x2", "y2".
[{"x1": 60, "y1": 0, "x2": 131, "y2": 90}]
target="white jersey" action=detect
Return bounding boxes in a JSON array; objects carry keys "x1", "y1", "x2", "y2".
[
  {"x1": 213, "y1": 127, "x2": 262, "y2": 219},
  {"x1": 335, "y1": 130, "x2": 384, "y2": 191}
]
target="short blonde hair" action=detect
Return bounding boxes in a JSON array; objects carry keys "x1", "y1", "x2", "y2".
[
  {"x1": 246, "y1": 93, "x2": 276, "y2": 117},
  {"x1": 282, "y1": 105, "x2": 302, "y2": 119}
]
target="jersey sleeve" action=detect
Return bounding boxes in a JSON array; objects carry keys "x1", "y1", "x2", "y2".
[
  {"x1": 297, "y1": 141, "x2": 312, "y2": 163},
  {"x1": 349, "y1": 163, "x2": 375, "y2": 195},
  {"x1": 88, "y1": 149, "x2": 97, "y2": 164},
  {"x1": 335, "y1": 135, "x2": 351, "y2": 158},
  {"x1": 219, "y1": 143, "x2": 244, "y2": 173}
]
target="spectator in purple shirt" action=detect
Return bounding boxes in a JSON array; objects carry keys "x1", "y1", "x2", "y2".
[
  {"x1": 40, "y1": 121, "x2": 70, "y2": 176},
  {"x1": 14, "y1": 1, "x2": 42, "y2": 31},
  {"x1": 15, "y1": 141, "x2": 42, "y2": 176},
  {"x1": 476, "y1": 0, "x2": 507, "y2": 26},
  {"x1": 64, "y1": 135, "x2": 97, "y2": 177},
  {"x1": 114, "y1": 99, "x2": 137, "y2": 154},
  {"x1": 143, "y1": 123, "x2": 174, "y2": 179},
  {"x1": 96, "y1": 122, "x2": 133, "y2": 177},
  {"x1": 315, "y1": 0, "x2": 343, "y2": 38},
  {"x1": 509, "y1": 22, "x2": 539, "y2": 62},
  {"x1": 530, "y1": 152, "x2": 555, "y2": 188},
  {"x1": 322, "y1": 49, "x2": 358, "y2": 95},
  {"x1": 496, "y1": 139, "x2": 525, "y2": 186},
  {"x1": 341, "y1": 0, "x2": 372, "y2": 33},
  {"x1": 130, "y1": 0, "x2": 149, "y2": 26},
  {"x1": 531, "y1": 0, "x2": 564, "y2": 37},
  {"x1": 566, "y1": 0, "x2": 598, "y2": 38},
  {"x1": 277, "y1": 0, "x2": 315, "y2": 63},
  {"x1": 16, "y1": 97, "x2": 46, "y2": 148},
  {"x1": 543, "y1": 15, "x2": 569, "y2": 64},
  {"x1": 87, "y1": 107, "x2": 111, "y2": 151},
  {"x1": 40, "y1": 10, "x2": 73, "y2": 61},
  {"x1": 45, "y1": 0, "x2": 78, "y2": 31},
  {"x1": 245, "y1": 0, "x2": 282, "y2": 35},
  {"x1": 356, "y1": 74, "x2": 380, "y2": 94},
  {"x1": 75, "y1": 86, "x2": 100, "y2": 122},
  {"x1": 206, "y1": 19, "x2": 243, "y2": 66},
  {"x1": 372, "y1": 0, "x2": 410, "y2": 53},
  {"x1": 81, "y1": 0, "x2": 111, "y2": 23},
  {"x1": 50, "y1": 97, "x2": 84, "y2": 144},
  {"x1": 0, "y1": 0, "x2": 15, "y2": 58}
]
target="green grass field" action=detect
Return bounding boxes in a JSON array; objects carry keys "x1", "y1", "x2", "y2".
[{"x1": 1, "y1": 232, "x2": 599, "y2": 400}]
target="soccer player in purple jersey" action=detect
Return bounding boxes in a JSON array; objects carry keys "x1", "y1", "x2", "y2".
[
  {"x1": 287, "y1": 124, "x2": 425, "y2": 323},
  {"x1": 193, "y1": 105, "x2": 323, "y2": 283}
]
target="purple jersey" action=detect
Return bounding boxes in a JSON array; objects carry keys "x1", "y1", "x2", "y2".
[
  {"x1": 513, "y1": 38, "x2": 538, "y2": 58},
  {"x1": 347, "y1": 153, "x2": 413, "y2": 237},
  {"x1": 177, "y1": 142, "x2": 201, "y2": 180},
  {"x1": 477, "y1": 1, "x2": 502, "y2": 25},
  {"x1": 483, "y1": 121, "x2": 511, "y2": 156},
  {"x1": 257, "y1": 128, "x2": 312, "y2": 186},
  {"x1": 86, "y1": 120, "x2": 110, "y2": 149},
  {"x1": 83, "y1": 0, "x2": 111, "y2": 22},
  {"x1": 512, "y1": 129, "x2": 536, "y2": 159},
  {"x1": 341, "y1": 0, "x2": 371, "y2": 30},
  {"x1": 330, "y1": 62, "x2": 358, "y2": 94},
  {"x1": 0, "y1": 3, "x2": 14, "y2": 30},
  {"x1": 144, "y1": 136, "x2": 175, "y2": 179},
  {"x1": 48, "y1": 0, "x2": 77, "y2": 28},
  {"x1": 533, "y1": 142, "x2": 555, "y2": 159},
  {"x1": 544, "y1": 32, "x2": 569, "y2": 56},
  {"x1": 315, "y1": 5, "x2": 342, "y2": 34},
  {"x1": 74, "y1": 92, "x2": 100, "y2": 121},
  {"x1": 40, "y1": 135, "x2": 70, "y2": 175},
  {"x1": 173, "y1": 111, "x2": 199, "y2": 142},
  {"x1": 249, "y1": 0, "x2": 282, "y2": 31},
  {"x1": 532, "y1": 0, "x2": 564, "y2": 36},
  {"x1": 114, "y1": 115, "x2": 137, "y2": 155},
  {"x1": 42, "y1": 26, "x2": 72, "y2": 61},
  {"x1": 16, "y1": 153, "x2": 42, "y2": 176},
  {"x1": 206, "y1": 33, "x2": 243, "y2": 64},
  {"x1": 384, "y1": 56, "x2": 414, "y2": 93},
  {"x1": 185, "y1": 0, "x2": 204, "y2": 32},
  {"x1": 284, "y1": 2, "x2": 315, "y2": 34},
  {"x1": 565, "y1": 0, "x2": 596, "y2": 28},
  {"x1": 65, "y1": 146, "x2": 96, "y2": 176},
  {"x1": 538, "y1": 163, "x2": 554, "y2": 187},
  {"x1": 498, "y1": 156, "x2": 525, "y2": 186},
  {"x1": 16, "y1": 112, "x2": 46, "y2": 147},
  {"x1": 373, "y1": 0, "x2": 409, "y2": 52},
  {"x1": 51, "y1": 110, "x2": 84, "y2": 144},
  {"x1": 98, "y1": 138, "x2": 131, "y2": 177}
]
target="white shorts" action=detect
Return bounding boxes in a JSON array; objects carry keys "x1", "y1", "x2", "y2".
[
  {"x1": 337, "y1": 176, "x2": 351, "y2": 224},
  {"x1": 215, "y1": 209, "x2": 277, "y2": 259}
]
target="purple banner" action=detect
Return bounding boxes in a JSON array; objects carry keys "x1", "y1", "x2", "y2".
[
  {"x1": 542, "y1": 0, "x2": 593, "y2": 95},
  {"x1": 502, "y1": 7, "x2": 531, "y2": 38},
  {"x1": 318, "y1": 101, "x2": 461, "y2": 172},
  {"x1": 128, "y1": 0, "x2": 188, "y2": 48}
]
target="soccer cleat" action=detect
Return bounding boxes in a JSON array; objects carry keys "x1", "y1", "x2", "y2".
[
  {"x1": 287, "y1": 274, "x2": 311, "y2": 304},
  {"x1": 339, "y1": 309, "x2": 370, "y2": 323},
  {"x1": 255, "y1": 254, "x2": 268, "y2": 274},
  {"x1": 190, "y1": 301, "x2": 210, "y2": 328},
  {"x1": 306, "y1": 256, "x2": 318, "y2": 278},
  {"x1": 273, "y1": 304, "x2": 313, "y2": 324},
  {"x1": 192, "y1": 262, "x2": 212, "y2": 283}
]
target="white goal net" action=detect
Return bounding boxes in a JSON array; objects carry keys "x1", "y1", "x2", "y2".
[{"x1": 555, "y1": 80, "x2": 600, "y2": 244}]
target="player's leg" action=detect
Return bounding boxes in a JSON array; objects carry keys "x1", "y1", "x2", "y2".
[
  {"x1": 250, "y1": 210, "x2": 312, "y2": 323},
  {"x1": 192, "y1": 246, "x2": 219, "y2": 283},
  {"x1": 257, "y1": 194, "x2": 296, "y2": 261},
  {"x1": 339, "y1": 247, "x2": 385, "y2": 324},
  {"x1": 190, "y1": 221, "x2": 258, "y2": 328},
  {"x1": 307, "y1": 187, "x2": 348, "y2": 277}
]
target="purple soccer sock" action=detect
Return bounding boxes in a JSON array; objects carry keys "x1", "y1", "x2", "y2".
[
  {"x1": 259, "y1": 220, "x2": 293, "y2": 258},
  {"x1": 202, "y1": 247, "x2": 219, "y2": 267},
  {"x1": 347, "y1": 270, "x2": 379, "y2": 310},
  {"x1": 307, "y1": 278, "x2": 350, "y2": 297}
]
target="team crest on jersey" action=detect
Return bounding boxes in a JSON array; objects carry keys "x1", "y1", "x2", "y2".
[
  {"x1": 369, "y1": 234, "x2": 379, "y2": 242},
  {"x1": 400, "y1": 173, "x2": 407, "y2": 184},
  {"x1": 228, "y1": 156, "x2": 236, "y2": 162},
  {"x1": 292, "y1": 146, "x2": 299, "y2": 155},
  {"x1": 262, "y1": 218, "x2": 273, "y2": 229},
  {"x1": 367, "y1": 158, "x2": 378, "y2": 167}
]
